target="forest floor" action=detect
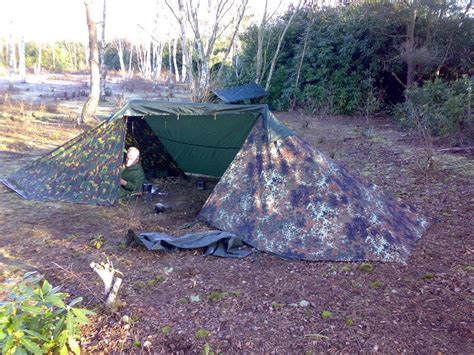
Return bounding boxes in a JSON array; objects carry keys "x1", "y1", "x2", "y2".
[{"x1": 0, "y1": 74, "x2": 473, "y2": 353}]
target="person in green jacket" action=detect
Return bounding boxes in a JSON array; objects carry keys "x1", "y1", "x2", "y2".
[{"x1": 119, "y1": 147, "x2": 145, "y2": 199}]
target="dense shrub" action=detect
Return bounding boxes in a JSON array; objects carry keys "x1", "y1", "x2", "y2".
[
  {"x1": 233, "y1": 1, "x2": 473, "y2": 116},
  {"x1": 393, "y1": 77, "x2": 473, "y2": 140},
  {"x1": 0, "y1": 272, "x2": 94, "y2": 355}
]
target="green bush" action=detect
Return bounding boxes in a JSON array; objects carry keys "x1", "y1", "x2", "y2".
[
  {"x1": 0, "y1": 272, "x2": 94, "y2": 355},
  {"x1": 393, "y1": 77, "x2": 473, "y2": 139},
  {"x1": 233, "y1": 1, "x2": 472, "y2": 116}
]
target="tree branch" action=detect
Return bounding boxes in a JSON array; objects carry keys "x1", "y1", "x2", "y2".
[{"x1": 391, "y1": 71, "x2": 407, "y2": 89}]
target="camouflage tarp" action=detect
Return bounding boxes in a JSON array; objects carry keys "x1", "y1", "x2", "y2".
[
  {"x1": 199, "y1": 117, "x2": 428, "y2": 263},
  {"x1": 2, "y1": 100, "x2": 427, "y2": 262},
  {"x1": 2, "y1": 118, "x2": 126, "y2": 205}
]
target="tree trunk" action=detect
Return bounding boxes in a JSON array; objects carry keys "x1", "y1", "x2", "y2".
[
  {"x1": 80, "y1": 0, "x2": 101, "y2": 124},
  {"x1": 136, "y1": 44, "x2": 143, "y2": 75},
  {"x1": 116, "y1": 39, "x2": 126, "y2": 78},
  {"x1": 18, "y1": 37, "x2": 26, "y2": 82},
  {"x1": 8, "y1": 22, "x2": 16, "y2": 80},
  {"x1": 73, "y1": 43, "x2": 78, "y2": 71},
  {"x1": 200, "y1": 58, "x2": 210, "y2": 92},
  {"x1": 52, "y1": 43, "x2": 56, "y2": 71},
  {"x1": 0, "y1": 40, "x2": 5, "y2": 65},
  {"x1": 293, "y1": 13, "x2": 312, "y2": 107},
  {"x1": 406, "y1": 3, "x2": 417, "y2": 88},
  {"x1": 99, "y1": 0, "x2": 107, "y2": 100},
  {"x1": 216, "y1": 0, "x2": 248, "y2": 83},
  {"x1": 35, "y1": 43, "x2": 42, "y2": 75},
  {"x1": 128, "y1": 43, "x2": 134, "y2": 78},
  {"x1": 83, "y1": 40, "x2": 89, "y2": 68},
  {"x1": 181, "y1": 39, "x2": 187, "y2": 83},
  {"x1": 255, "y1": 0, "x2": 268, "y2": 84},
  {"x1": 153, "y1": 41, "x2": 164, "y2": 82},
  {"x1": 168, "y1": 39, "x2": 173, "y2": 82},
  {"x1": 165, "y1": 0, "x2": 193, "y2": 85},
  {"x1": 173, "y1": 38, "x2": 180, "y2": 82},
  {"x1": 234, "y1": 40, "x2": 240, "y2": 79},
  {"x1": 185, "y1": 0, "x2": 235, "y2": 100},
  {"x1": 265, "y1": 0, "x2": 302, "y2": 91},
  {"x1": 146, "y1": 42, "x2": 151, "y2": 78}
]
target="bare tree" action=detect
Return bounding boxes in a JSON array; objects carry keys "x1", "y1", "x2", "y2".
[
  {"x1": 404, "y1": 0, "x2": 418, "y2": 88},
  {"x1": 64, "y1": 42, "x2": 77, "y2": 71},
  {"x1": 99, "y1": 0, "x2": 107, "y2": 100},
  {"x1": 216, "y1": 0, "x2": 248, "y2": 82},
  {"x1": 293, "y1": 1, "x2": 315, "y2": 107},
  {"x1": 80, "y1": 0, "x2": 101, "y2": 124},
  {"x1": 34, "y1": 43, "x2": 42, "y2": 75},
  {"x1": 181, "y1": 39, "x2": 187, "y2": 83},
  {"x1": 185, "y1": 0, "x2": 235, "y2": 100},
  {"x1": 51, "y1": 43, "x2": 56, "y2": 70},
  {"x1": 173, "y1": 37, "x2": 180, "y2": 82},
  {"x1": 8, "y1": 21, "x2": 16, "y2": 80},
  {"x1": 73, "y1": 43, "x2": 78, "y2": 70},
  {"x1": 265, "y1": 0, "x2": 303, "y2": 91},
  {"x1": 255, "y1": 0, "x2": 282, "y2": 84},
  {"x1": 18, "y1": 36, "x2": 26, "y2": 83},
  {"x1": 165, "y1": 0, "x2": 193, "y2": 85},
  {"x1": 114, "y1": 39, "x2": 126, "y2": 78},
  {"x1": 137, "y1": 40, "x2": 152, "y2": 79},
  {"x1": 127, "y1": 43, "x2": 134, "y2": 78},
  {"x1": 154, "y1": 41, "x2": 165, "y2": 81},
  {"x1": 167, "y1": 38, "x2": 173, "y2": 82}
]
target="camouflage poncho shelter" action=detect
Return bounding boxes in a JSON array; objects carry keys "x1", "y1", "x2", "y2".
[{"x1": 2, "y1": 100, "x2": 428, "y2": 262}]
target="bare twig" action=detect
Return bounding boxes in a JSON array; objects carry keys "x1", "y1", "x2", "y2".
[
  {"x1": 437, "y1": 146, "x2": 474, "y2": 153},
  {"x1": 52, "y1": 262, "x2": 102, "y2": 304},
  {"x1": 391, "y1": 71, "x2": 407, "y2": 89}
]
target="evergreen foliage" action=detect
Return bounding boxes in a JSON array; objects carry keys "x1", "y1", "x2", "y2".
[
  {"x1": 0, "y1": 272, "x2": 94, "y2": 355},
  {"x1": 231, "y1": 0, "x2": 473, "y2": 119}
]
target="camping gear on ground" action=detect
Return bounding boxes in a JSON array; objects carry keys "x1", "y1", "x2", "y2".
[
  {"x1": 154, "y1": 203, "x2": 169, "y2": 214},
  {"x1": 1, "y1": 100, "x2": 428, "y2": 262},
  {"x1": 126, "y1": 229, "x2": 252, "y2": 258},
  {"x1": 196, "y1": 179, "x2": 205, "y2": 190},
  {"x1": 142, "y1": 182, "x2": 152, "y2": 193}
]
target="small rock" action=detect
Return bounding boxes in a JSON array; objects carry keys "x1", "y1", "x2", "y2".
[
  {"x1": 121, "y1": 315, "x2": 130, "y2": 323},
  {"x1": 143, "y1": 340, "x2": 152, "y2": 347},
  {"x1": 190, "y1": 295, "x2": 201, "y2": 302},
  {"x1": 299, "y1": 300, "x2": 310, "y2": 307}
]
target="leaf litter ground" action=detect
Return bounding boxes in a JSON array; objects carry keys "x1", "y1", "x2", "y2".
[{"x1": 0, "y1": 83, "x2": 472, "y2": 353}]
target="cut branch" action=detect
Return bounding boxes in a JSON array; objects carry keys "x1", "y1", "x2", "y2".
[{"x1": 90, "y1": 261, "x2": 124, "y2": 310}]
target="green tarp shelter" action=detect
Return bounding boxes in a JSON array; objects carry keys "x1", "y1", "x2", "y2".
[
  {"x1": 1, "y1": 100, "x2": 428, "y2": 262},
  {"x1": 213, "y1": 83, "x2": 268, "y2": 104}
]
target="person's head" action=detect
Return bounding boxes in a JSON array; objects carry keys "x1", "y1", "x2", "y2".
[{"x1": 125, "y1": 147, "x2": 140, "y2": 167}]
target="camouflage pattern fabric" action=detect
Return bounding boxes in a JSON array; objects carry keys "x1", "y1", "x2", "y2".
[
  {"x1": 199, "y1": 117, "x2": 428, "y2": 262},
  {"x1": 125, "y1": 117, "x2": 184, "y2": 178},
  {"x1": 1, "y1": 119, "x2": 126, "y2": 205},
  {"x1": 1, "y1": 100, "x2": 427, "y2": 261}
]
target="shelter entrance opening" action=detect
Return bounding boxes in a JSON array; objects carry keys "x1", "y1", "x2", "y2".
[{"x1": 124, "y1": 112, "x2": 258, "y2": 180}]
